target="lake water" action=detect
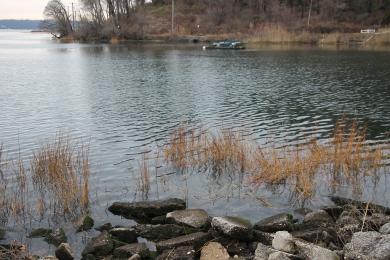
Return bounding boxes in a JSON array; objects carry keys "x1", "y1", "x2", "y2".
[{"x1": 0, "y1": 30, "x2": 390, "y2": 256}]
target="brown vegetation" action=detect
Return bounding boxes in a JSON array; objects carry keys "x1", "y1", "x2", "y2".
[
  {"x1": 163, "y1": 120, "x2": 387, "y2": 203},
  {"x1": 0, "y1": 135, "x2": 90, "y2": 225}
]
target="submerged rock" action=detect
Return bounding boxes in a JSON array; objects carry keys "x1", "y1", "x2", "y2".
[
  {"x1": 44, "y1": 228, "x2": 67, "y2": 246},
  {"x1": 254, "y1": 213, "x2": 294, "y2": 233},
  {"x1": 95, "y1": 223, "x2": 112, "y2": 232},
  {"x1": 113, "y1": 243, "x2": 150, "y2": 259},
  {"x1": 55, "y1": 243, "x2": 74, "y2": 260},
  {"x1": 108, "y1": 198, "x2": 186, "y2": 222},
  {"x1": 272, "y1": 231, "x2": 296, "y2": 254},
  {"x1": 330, "y1": 196, "x2": 390, "y2": 214},
  {"x1": 211, "y1": 216, "x2": 253, "y2": 241},
  {"x1": 156, "y1": 232, "x2": 212, "y2": 252},
  {"x1": 28, "y1": 228, "x2": 53, "y2": 238},
  {"x1": 77, "y1": 216, "x2": 94, "y2": 232},
  {"x1": 135, "y1": 224, "x2": 191, "y2": 241},
  {"x1": 82, "y1": 231, "x2": 114, "y2": 258},
  {"x1": 157, "y1": 246, "x2": 196, "y2": 260},
  {"x1": 200, "y1": 242, "x2": 230, "y2": 260},
  {"x1": 166, "y1": 209, "x2": 209, "y2": 229},
  {"x1": 344, "y1": 231, "x2": 390, "y2": 260}
]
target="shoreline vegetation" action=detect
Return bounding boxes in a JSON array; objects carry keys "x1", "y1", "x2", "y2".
[
  {"x1": 42, "y1": 0, "x2": 390, "y2": 47},
  {"x1": 0, "y1": 119, "x2": 389, "y2": 258}
]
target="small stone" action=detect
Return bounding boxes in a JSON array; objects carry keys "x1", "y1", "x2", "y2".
[
  {"x1": 303, "y1": 210, "x2": 333, "y2": 225},
  {"x1": 44, "y1": 228, "x2": 67, "y2": 246},
  {"x1": 167, "y1": 209, "x2": 209, "y2": 229},
  {"x1": 113, "y1": 243, "x2": 149, "y2": 259},
  {"x1": 254, "y1": 213, "x2": 294, "y2": 232},
  {"x1": 109, "y1": 227, "x2": 138, "y2": 244},
  {"x1": 77, "y1": 216, "x2": 94, "y2": 232},
  {"x1": 95, "y1": 223, "x2": 112, "y2": 232},
  {"x1": 211, "y1": 216, "x2": 253, "y2": 241},
  {"x1": 156, "y1": 232, "x2": 212, "y2": 252},
  {"x1": 28, "y1": 228, "x2": 53, "y2": 238},
  {"x1": 82, "y1": 231, "x2": 114, "y2": 257},
  {"x1": 380, "y1": 223, "x2": 390, "y2": 235},
  {"x1": 254, "y1": 243, "x2": 298, "y2": 260},
  {"x1": 55, "y1": 243, "x2": 74, "y2": 260},
  {"x1": 200, "y1": 242, "x2": 230, "y2": 260},
  {"x1": 272, "y1": 231, "x2": 296, "y2": 254},
  {"x1": 268, "y1": 251, "x2": 291, "y2": 260}
]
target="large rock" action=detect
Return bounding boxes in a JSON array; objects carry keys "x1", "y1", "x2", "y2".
[
  {"x1": 157, "y1": 246, "x2": 196, "y2": 260},
  {"x1": 55, "y1": 243, "x2": 74, "y2": 260},
  {"x1": 108, "y1": 198, "x2": 186, "y2": 221},
  {"x1": 156, "y1": 232, "x2": 212, "y2": 252},
  {"x1": 294, "y1": 238, "x2": 340, "y2": 260},
  {"x1": 44, "y1": 228, "x2": 67, "y2": 246},
  {"x1": 113, "y1": 243, "x2": 150, "y2": 259},
  {"x1": 212, "y1": 216, "x2": 253, "y2": 241},
  {"x1": 109, "y1": 227, "x2": 138, "y2": 244},
  {"x1": 272, "y1": 231, "x2": 296, "y2": 254},
  {"x1": 303, "y1": 210, "x2": 333, "y2": 225},
  {"x1": 135, "y1": 224, "x2": 191, "y2": 241},
  {"x1": 82, "y1": 231, "x2": 114, "y2": 258},
  {"x1": 330, "y1": 196, "x2": 390, "y2": 214},
  {"x1": 254, "y1": 213, "x2": 294, "y2": 233},
  {"x1": 344, "y1": 231, "x2": 390, "y2": 260},
  {"x1": 200, "y1": 242, "x2": 230, "y2": 260},
  {"x1": 380, "y1": 223, "x2": 390, "y2": 235},
  {"x1": 166, "y1": 209, "x2": 209, "y2": 229}
]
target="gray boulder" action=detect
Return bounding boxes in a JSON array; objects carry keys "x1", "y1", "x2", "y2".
[
  {"x1": 380, "y1": 223, "x2": 390, "y2": 235},
  {"x1": 55, "y1": 243, "x2": 74, "y2": 260},
  {"x1": 344, "y1": 231, "x2": 390, "y2": 260},
  {"x1": 212, "y1": 216, "x2": 253, "y2": 241},
  {"x1": 113, "y1": 243, "x2": 150, "y2": 259},
  {"x1": 109, "y1": 227, "x2": 138, "y2": 244},
  {"x1": 254, "y1": 243, "x2": 300, "y2": 260},
  {"x1": 82, "y1": 231, "x2": 114, "y2": 257},
  {"x1": 166, "y1": 209, "x2": 209, "y2": 229},
  {"x1": 135, "y1": 224, "x2": 191, "y2": 241},
  {"x1": 254, "y1": 213, "x2": 294, "y2": 232},
  {"x1": 156, "y1": 232, "x2": 212, "y2": 252},
  {"x1": 108, "y1": 198, "x2": 186, "y2": 221}
]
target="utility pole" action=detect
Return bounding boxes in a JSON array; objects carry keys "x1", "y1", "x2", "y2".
[
  {"x1": 307, "y1": 0, "x2": 313, "y2": 27},
  {"x1": 72, "y1": 2, "x2": 75, "y2": 29},
  {"x1": 171, "y1": 0, "x2": 175, "y2": 35}
]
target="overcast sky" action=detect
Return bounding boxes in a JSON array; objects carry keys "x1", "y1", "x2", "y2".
[{"x1": 0, "y1": 0, "x2": 75, "y2": 20}]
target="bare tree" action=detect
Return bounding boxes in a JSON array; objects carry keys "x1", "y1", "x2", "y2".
[{"x1": 43, "y1": 0, "x2": 74, "y2": 37}]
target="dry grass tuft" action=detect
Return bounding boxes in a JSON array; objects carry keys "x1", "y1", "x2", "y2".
[
  {"x1": 31, "y1": 135, "x2": 90, "y2": 219},
  {"x1": 163, "y1": 120, "x2": 387, "y2": 203}
]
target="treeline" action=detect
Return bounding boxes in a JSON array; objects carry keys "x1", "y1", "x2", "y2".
[{"x1": 43, "y1": 0, "x2": 390, "y2": 40}]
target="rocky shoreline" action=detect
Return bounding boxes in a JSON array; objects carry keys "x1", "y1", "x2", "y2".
[{"x1": 1, "y1": 196, "x2": 390, "y2": 260}]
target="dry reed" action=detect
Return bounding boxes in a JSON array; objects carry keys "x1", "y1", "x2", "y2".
[{"x1": 163, "y1": 120, "x2": 387, "y2": 203}]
